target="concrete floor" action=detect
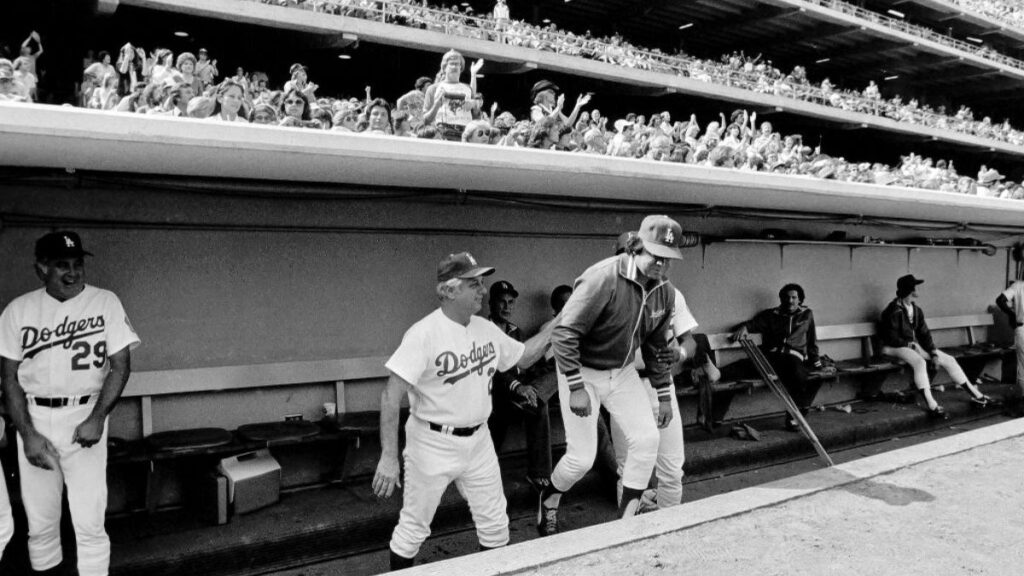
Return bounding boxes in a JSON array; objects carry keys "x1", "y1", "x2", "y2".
[{"x1": 523, "y1": 430, "x2": 1024, "y2": 576}]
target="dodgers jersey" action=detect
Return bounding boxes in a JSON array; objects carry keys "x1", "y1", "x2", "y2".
[
  {"x1": 386, "y1": 308, "x2": 525, "y2": 427},
  {"x1": 0, "y1": 285, "x2": 141, "y2": 397}
]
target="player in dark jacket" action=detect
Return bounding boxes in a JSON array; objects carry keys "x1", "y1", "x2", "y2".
[
  {"x1": 879, "y1": 275, "x2": 993, "y2": 418},
  {"x1": 731, "y1": 283, "x2": 823, "y2": 430}
]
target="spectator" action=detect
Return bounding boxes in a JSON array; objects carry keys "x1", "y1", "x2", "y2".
[
  {"x1": 195, "y1": 48, "x2": 219, "y2": 90},
  {"x1": 87, "y1": 71, "x2": 120, "y2": 110},
  {"x1": 209, "y1": 79, "x2": 248, "y2": 122},
  {"x1": 278, "y1": 88, "x2": 312, "y2": 126},
  {"x1": 175, "y1": 52, "x2": 202, "y2": 95},
  {"x1": 422, "y1": 49, "x2": 479, "y2": 141},
  {"x1": 364, "y1": 97, "x2": 394, "y2": 135},
  {"x1": 251, "y1": 102, "x2": 278, "y2": 125},
  {"x1": 14, "y1": 31, "x2": 42, "y2": 101},
  {"x1": 0, "y1": 59, "x2": 28, "y2": 102},
  {"x1": 283, "y1": 63, "x2": 317, "y2": 99},
  {"x1": 396, "y1": 75, "x2": 431, "y2": 127},
  {"x1": 528, "y1": 80, "x2": 590, "y2": 128},
  {"x1": 83, "y1": 50, "x2": 114, "y2": 86}
]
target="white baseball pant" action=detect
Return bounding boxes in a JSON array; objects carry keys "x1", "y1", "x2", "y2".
[
  {"x1": 611, "y1": 381, "x2": 684, "y2": 508},
  {"x1": 390, "y1": 416, "x2": 508, "y2": 559},
  {"x1": 882, "y1": 345, "x2": 968, "y2": 389},
  {"x1": 18, "y1": 401, "x2": 110, "y2": 576},
  {"x1": 0, "y1": 459, "x2": 13, "y2": 557},
  {"x1": 551, "y1": 366, "x2": 659, "y2": 493}
]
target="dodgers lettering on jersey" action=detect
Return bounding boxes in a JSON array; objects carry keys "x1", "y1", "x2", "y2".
[
  {"x1": 386, "y1": 308, "x2": 525, "y2": 427},
  {"x1": 0, "y1": 285, "x2": 141, "y2": 397}
]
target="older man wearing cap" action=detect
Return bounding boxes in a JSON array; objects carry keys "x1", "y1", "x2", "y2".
[
  {"x1": 535, "y1": 215, "x2": 681, "y2": 536},
  {"x1": 372, "y1": 253, "x2": 553, "y2": 570},
  {"x1": 880, "y1": 274, "x2": 993, "y2": 419},
  {"x1": 528, "y1": 79, "x2": 591, "y2": 128},
  {"x1": 1, "y1": 231, "x2": 140, "y2": 576},
  {"x1": 485, "y1": 280, "x2": 555, "y2": 491}
]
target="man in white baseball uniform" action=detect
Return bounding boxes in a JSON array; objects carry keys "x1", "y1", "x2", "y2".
[
  {"x1": 537, "y1": 215, "x2": 681, "y2": 536},
  {"x1": 1, "y1": 231, "x2": 140, "y2": 576},
  {"x1": 372, "y1": 252, "x2": 552, "y2": 570},
  {"x1": 996, "y1": 278, "x2": 1024, "y2": 415},
  {"x1": 0, "y1": 413, "x2": 11, "y2": 561}
]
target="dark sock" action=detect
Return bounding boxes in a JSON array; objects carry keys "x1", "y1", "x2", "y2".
[
  {"x1": 541, "y1": 481, "x2": 563, "y2": 508},
  {"x1": 618, "y1": 486, "x2": 644, "y2": 517},
  {"x1": 479, "y1": 544, "x2": 502, "y2": 552},
  {"x1": 390, "y1": 550, "x2": 415, "y2": 570}
]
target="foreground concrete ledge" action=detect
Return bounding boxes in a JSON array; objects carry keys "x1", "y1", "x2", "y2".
[{"x1": 400, "y1": 418, "x2": 1024, "y2": 575}]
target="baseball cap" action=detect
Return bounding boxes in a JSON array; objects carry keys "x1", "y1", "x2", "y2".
[
  {"x1": 897, "y1": 274, "x2": 924, "y2": 296},
  {"x1": 490, "y1": 280, "x2": 518, "y2": 299},
  {"x1": 289, "y1": 63, "x2": 307, "y2": 75},
  {"x1": 35, "y1": 231, "x2": 93, "y2": 261},
  {"x1": 637, "y1": 215, "x2": 684, "y2": 260},
  {"x1": 614, "y1": 231, "x2": 638, "y2": 255},
  {"x1": 530, "y1": 80, "x2": 559, "y2": 102},
  {"x1": 437, "y1": 252, "x2": 495, "y2": 283}
]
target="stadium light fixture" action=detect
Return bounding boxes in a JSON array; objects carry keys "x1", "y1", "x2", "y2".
[
  {"x1": 815, "y1": 57, "x2": 830, "y2": 64},
  {"x1": 887, "y1": 9, "x2": 905, "y2": 18},
  {"x1": 337, "y1": 54, "x2": 351, "y2": 60},
  {"x1": 678, "y1": 23, "x2": 693, "y2": 30},
  {"x1": 967, "y1": 36, "x2": 983, "y2": 43},
  {"x1": 542, "y1": 18, "x2": 551, "y2": 23},
  {"x1": 883, "y1": 75, "x2": 899, "y2": 81},
  {"x1": 174, "y1": 31, "x2": 189, "y2": 38}
]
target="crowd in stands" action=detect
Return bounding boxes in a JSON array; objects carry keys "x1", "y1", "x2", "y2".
[
  {"x1": 2, "y1": 32, "x2": 1024, "y2": 200},
  {"x1": 949, "y1": 0, "x2": 1024, "y2": 32},
  {"x1": 251, "y1": 0, "x2": 1024, "y2": 149}
]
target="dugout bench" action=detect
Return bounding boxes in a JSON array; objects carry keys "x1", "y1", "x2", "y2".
[
  {"x1": 682, "y1": 314, "x2": 1011, "y2": 428},
  {"x1": 111, "y1": 357, "x2": 391, "y2": 515}
]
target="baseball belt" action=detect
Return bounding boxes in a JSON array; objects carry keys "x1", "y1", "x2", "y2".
[
  {"x1": 427, "y1": 421, "x2": 482, "y2": 437},
  {"x1": 31, "y1": 395, "x2": 92, "y2": 408}
]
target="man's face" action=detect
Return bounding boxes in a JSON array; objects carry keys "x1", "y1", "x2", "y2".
[
  {"x1": 451, "y1": 277, "x2": 486, "y2": 315},
  {"x1": 179, "y1": 85, "x2": 195, "y2": 103},
  {"x1": 537, "y1": 89, "x2": 556, "y2": 107},
  {"x1": 253, "y1": 109, "x2": 276, "y2": 124},
  {"x1": 635, "y1": 248, "x2": 670, "y2": 281},
  {"x1": 37, "y1": 257, "x2": 85, "y2": 302},
  {"x1": 491, "y1": 293, "x2": 515, "y2": 322},
  {"x1": 780, "y1": 290, "x2": 801, "y2": 312}
]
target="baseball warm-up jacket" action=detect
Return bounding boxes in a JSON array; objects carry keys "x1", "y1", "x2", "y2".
[
  {"x1": 743, "y1": 305, "x2": 821, "y2": 364},
  {"x1": 551, "y1": 253, "x2": 676, "y2": 393},
  {"x1": 879, "y1": 298, "x2": 937, "y2": 352}
]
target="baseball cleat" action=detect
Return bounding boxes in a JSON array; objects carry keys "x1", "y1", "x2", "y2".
[
  {"x1": 620, "y1": 497, "x2": 641, "y2": 518},
  {"x1": 536, "y1": 493, "x2": 559, "y2": 536},
  {"x1": 637, "y1": 489, "x2": 658, "y2": 514}
]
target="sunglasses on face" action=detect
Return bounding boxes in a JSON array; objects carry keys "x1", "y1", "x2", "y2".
[
  {"x1": 473, "y1": 129, "x2": 488, "y2": 138},
  {"x1": 285, "y1": 98, "x2": 304, "y2": 105}
]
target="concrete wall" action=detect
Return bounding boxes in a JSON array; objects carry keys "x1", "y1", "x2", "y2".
[{"x1": 0, "y1": 177, "x2": 1014, "y2": 508}]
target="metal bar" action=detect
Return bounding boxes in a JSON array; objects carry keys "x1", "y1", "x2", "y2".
[{"x1": 739, "y1": 338, "x2": 834, "y2": 466}]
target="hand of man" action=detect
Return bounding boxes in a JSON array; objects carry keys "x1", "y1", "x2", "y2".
[
  {"x1": 372, "y1": 455, "x2": 402, "y2": 499},
  {"x1": 656, "y1": 398, "x2": 672, "y2": 428},
  {"x1": 515, "y1": 384, "x2": 539, "y2": 408},
  {"x1": 576, "y1": 93, "x2": 592, "y2": 108},
  {"x1": 730, "y1": 326, "x2": 749, "y2": 342},
  {"x1": 23, "y1": 432, "x2": 59, "y2": 470},
  {"x1": 568, "y1": 388, "x2": 591, "y2": 418},
  {"x1": 471, "y1": 58, "x2": 485, "y2": 75},
  {"x1": 72, "y1": 414, "x2": 105, "y2": 448}
]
